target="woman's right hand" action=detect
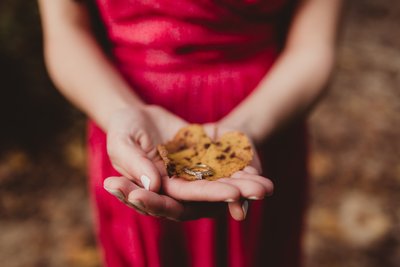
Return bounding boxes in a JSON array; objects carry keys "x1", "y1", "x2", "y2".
[{"x1": 104, "y1": 105, "x2": 186, "y2": 193}]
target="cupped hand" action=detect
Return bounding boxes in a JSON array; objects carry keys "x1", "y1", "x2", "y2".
[
  {"x1": 105, "y1": 105, "x2": 186, "y2": 192},
  {"x1": 201, "y1": 123, "x2": 274, "y2": 220},
  {"x1": 104, "y1": 164, "x2": 271, "y2": 221},
  {"x1": 104, "y1": 105, "x2": 253, "y2": 218},
  {"x1": 104, "y1": 117, "x2": 273, "y2": 221}
]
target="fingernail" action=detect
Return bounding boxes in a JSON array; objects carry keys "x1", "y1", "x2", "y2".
[
  {"x1": 140, "y1": 175, "x2": 150, "y2": 190},
  {"x1": 104, "y1": 188, "x2": 125, "y2": 201},
  {"x1": 225, "y1": 198, "x2": 235, "y2": 203},
  {"x1": 248, "y1": 196, "x2": 261, "y2": 200},
  {"x1": 242, "y1": 200, "x2": 249, "y2": 219}
]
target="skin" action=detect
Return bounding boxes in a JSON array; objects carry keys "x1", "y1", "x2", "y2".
[{"x1": 37, "y1": 0, "x2": 343, "y2": 221}]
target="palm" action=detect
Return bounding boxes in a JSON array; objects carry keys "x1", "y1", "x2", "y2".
[{"x1": 104, "y1": 110, "x2": 273, "y2": 221}]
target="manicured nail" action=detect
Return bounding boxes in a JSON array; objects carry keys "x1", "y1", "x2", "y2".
[
  {"x1": 225, "y1": 198, "x2": 235, "y2": 203},
  {"x1": 140, "y1": 175, "x2": 150, "y2": 190},
  {"x1": 248, "y1": 196, "x2": 261, "y2": 200},
  {"x1": 104, "y1": 187, "x2": 125, "y2": 201},
  {"x1": 242, "y1": 200, "x2": 249, "y2": 219}
]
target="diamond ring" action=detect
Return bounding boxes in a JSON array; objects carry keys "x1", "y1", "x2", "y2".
[{"x1": 183, "y1": 163, "x2": 214, "y2": 180}]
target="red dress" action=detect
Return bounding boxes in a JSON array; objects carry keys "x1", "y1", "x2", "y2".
[{"x1": 88, "y1": 0, "x2": 308, "y2": 266}]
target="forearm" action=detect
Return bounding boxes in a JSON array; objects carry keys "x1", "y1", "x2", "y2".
[
  {"x1": 38, "y1": 0, "x2": 144, "y2": 131},
  {"x1": 220, "y1": 0, "x2": 343, "y2": 143},
  {"x1": 220, "y1": 44, "x2": 335, "y2": 143}
]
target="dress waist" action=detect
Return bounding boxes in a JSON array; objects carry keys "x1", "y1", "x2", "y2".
[{"x1": 106, "y1": 16, "x2": 278, "y2": 71}]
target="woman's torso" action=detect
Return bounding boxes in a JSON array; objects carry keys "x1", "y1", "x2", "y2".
[
  {"x1": 94, "y1": 0, "x2": 296, "y2": 121},
  {"x1": 89, "y1": 2, "x2": 307, "y2": 267}
]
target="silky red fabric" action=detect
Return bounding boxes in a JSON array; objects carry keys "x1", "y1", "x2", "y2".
[{"x1": 88, "y1": 0, "x2": 308, "y2": 266}]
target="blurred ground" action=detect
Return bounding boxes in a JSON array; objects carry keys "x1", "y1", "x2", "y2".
[
  {"x1": 305, "y1": 1, "x2": 400, "y2": 266},
  {"x1": 0, "y1": 1, "x2": 399, "y2": 267}
]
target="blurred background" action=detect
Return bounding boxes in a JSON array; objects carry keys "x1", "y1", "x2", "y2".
[{"x1": 0, "y1": 0, "x2": 399, "y2": 266}]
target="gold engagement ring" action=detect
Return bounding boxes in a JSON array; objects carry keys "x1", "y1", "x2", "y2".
[{"x1": 183, "y1": 163, "x2": 214, "y2": 180}]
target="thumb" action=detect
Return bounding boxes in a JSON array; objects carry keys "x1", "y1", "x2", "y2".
[
  {"x1": 203, "y1": 123, "x2": 217, "y2": 140},
  {"x1": 132, "y1": 153, "x2": 161, "y2": 192},
  {"x1": 107, "y1": 135, "x2": 161, "y2": 192}
]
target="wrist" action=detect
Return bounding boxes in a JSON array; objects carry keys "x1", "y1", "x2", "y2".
[
  {"x1": 218, "y1": 112, "x2": 274, "y2": 145},
  {"x1": 102, "y1": 103, "x2": 146, "y2": 134}
]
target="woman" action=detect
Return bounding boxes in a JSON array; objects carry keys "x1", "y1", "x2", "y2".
[{"x1": 38, "y1": 0, "x2": 342, "y2": 266}]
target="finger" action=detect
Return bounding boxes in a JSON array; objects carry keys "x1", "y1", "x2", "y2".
[
  {"x1": 236, "y1": 171, "x2": 274, "y2": 195},
  {"x1": 231, "y1": 171, "x2": 274, "y2": 197},
  {"x1": 129, "y1": 190, "x2": 228, "y2": 221},
  {"x1": 162, "y1": 176, "x2": 241, "y2": 202},
  {"x1": 104, "y1": 176, "x2": 138, "y2": 199},
  {"x1": 154, "y1": 158, "x2": 168, "y2": 177},
  {"x1": 105, "y1": 177, "x2": 231, "y2": 221},
  {"x1": 127, "y1": 189, "x2": 185, "y2": 220},
  {"x1": 107, "y1": 134, "x2": 161, "y2": 192},
  {"x1": 242, "y1": 165, "x2": 259, "y2": 175},
  {"x1": 217, "y1": 177, "x2": 267, "y2": 200},
  {"x1": 228, "y1": 200, "x2": 248, "y2": 221},
  {"x1": 104, "y1": 176, "x2": 184, "y2": 219},
  {"x1": 103, "y1": 176, "x2": 149, "y2": 215}
]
